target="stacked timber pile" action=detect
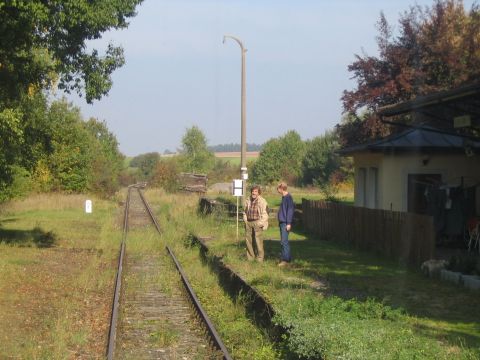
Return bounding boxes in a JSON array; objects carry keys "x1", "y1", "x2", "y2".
[
  {"x1": 199, "y1": 198, "x2": 237, "y2": 218},
  {"x1": 178, "y1": 172, "x2": 207, "y2": 193}
]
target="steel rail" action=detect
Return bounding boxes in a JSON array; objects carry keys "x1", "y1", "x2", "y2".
[
  {"x1": 106, "y1": 185, "x2": 132, "y2": 359},
  {"x1": 106, "y1": 184, "x2": 231, "y2": 360},
  {"x1": 136, "y1": 188, "x2": 232, "y2": 360},
  {"x1": 166, "y1": 246, "x2": 233, "y2": 360},
  {"x1": 136, "y1": 187, "x2": 162, "y2": 233}
]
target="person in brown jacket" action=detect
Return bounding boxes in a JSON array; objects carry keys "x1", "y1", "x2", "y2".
[{"x1": 243, "y1": 185, "x2": 269, "y2": 262}]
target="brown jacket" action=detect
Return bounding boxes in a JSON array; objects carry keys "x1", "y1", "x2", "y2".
[{"x1": 243, "y1": 195, "x2": 269, "y2": 230}]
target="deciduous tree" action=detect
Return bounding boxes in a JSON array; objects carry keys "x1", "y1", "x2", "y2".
[
  {"x1": 302, "y1": 131, "x2": 341, "y2": 185},
  {"x1": 0, "y1": 0, "x2": 143, "y2": 104},
  {"x1": 180, "y1": 126, "x2": 215, "y2": 174},
  {"x1": 252, "y1": 130, "x2": 305, "y2": 185},
  {"x1": 338, "y1": 0, "x2": 480, "y2": 146},
  {"x1": 130, "y1": 152, "x2": 161, "y2": 180}
]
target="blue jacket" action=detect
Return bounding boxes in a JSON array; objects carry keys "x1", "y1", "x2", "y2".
[{"x1": 278, "y1": 193, "x2": 294, "y2": 225}]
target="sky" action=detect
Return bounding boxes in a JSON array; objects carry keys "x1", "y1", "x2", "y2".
[{"x1": 64, "y1": 0, "x2": 475, "y2": 156}]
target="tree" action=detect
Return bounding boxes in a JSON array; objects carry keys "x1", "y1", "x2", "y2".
[
  {"x1": 302, "y1": 131, "x2": 341, "y2": 185},
  {"x1": 0, "y1": 1, "x2": 141, "y2": 198},
  {"x1": 0, "y1": 107, "x2": 25, "y2": 200},
  {"x1": 130, "y1": 152, "x2": 160, "y2": 180},
  {"x1": 46, "y1": 100, "x2": 96, "y2": 192},
  {"x1": 151, "y1": 158, "x2": 179, "y2": 193},
  {"x1": 0, "y1": 92, "x2": 53, "y2": 199},
  {"x1": 0, "y1": 0, "x2": 143, "y2": 105},
  {"x1": 180, "y1": 126, "x2": 215, "y2": 173},
  {"x1": 338, "y1": 0, "x2": 480, "y2": 146},
  {"x1": 252, "y1": 130, "x2": 305, "y2": 185},
  {"x1": 84, "y1": 118, "x2": 125, "y2": 196}
]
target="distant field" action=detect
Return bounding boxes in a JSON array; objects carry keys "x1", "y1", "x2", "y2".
[
  {"x1": 214, "y1": 151, "x2": 259, "y2": 158},
  {"x1": 214, "y1": 152, "x2": 259, "y2": 165}
]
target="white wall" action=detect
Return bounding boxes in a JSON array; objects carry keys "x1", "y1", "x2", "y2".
[
  {"x1": 352, "y1": 152, "x2": 480, "y2": 214},
  {"x1": 353, "y1": 153, "x2": 382, "y2": 209}
]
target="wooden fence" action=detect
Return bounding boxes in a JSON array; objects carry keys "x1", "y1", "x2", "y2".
[{"x1": 302, "y1": 199, "x2": 435, "y2": 265}]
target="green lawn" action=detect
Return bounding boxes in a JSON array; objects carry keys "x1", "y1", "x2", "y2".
[
  {"x1": 187, "y1": 193, "x2": 480, "y2": 359},
  {"x1": 259, "y1": 186, "x2": 354, "y2": 208}
]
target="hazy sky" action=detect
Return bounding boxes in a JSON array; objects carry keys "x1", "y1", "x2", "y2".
[{"x1": 64, "y1": 0, "x2": 475, "y2": 156}]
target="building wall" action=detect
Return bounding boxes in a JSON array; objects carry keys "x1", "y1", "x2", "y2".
[
  {"x1": 352, "y1": 152, "x2": 480, "y2": 214},
  {"x1": 353, "y1": 153, "x2": 383, "y2": 209}
]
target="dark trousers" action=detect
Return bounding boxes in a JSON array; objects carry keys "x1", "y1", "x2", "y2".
[{"x1": 279, "y1": 223, "x2": 291, "y2": 262}]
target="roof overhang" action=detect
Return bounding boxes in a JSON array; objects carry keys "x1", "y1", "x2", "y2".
[{"x1": 377, "y1": 82, "x2": 480, "y2": 119}]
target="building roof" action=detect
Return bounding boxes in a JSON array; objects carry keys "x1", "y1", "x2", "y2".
[
  {"x1": 339, "y1": 126, "x2": 480, "y2": 155},
  {"x1": 377, "y1": 82, "x2": 480, "y2": 119},
  {"x1": 340, "y1": 82, "x2": 480, "y2": 155}
]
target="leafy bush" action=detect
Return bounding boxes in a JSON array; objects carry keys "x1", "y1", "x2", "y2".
[
  {"x1": 207, "y1": 159, "x2": 238, "y2": 184},
  {"x1": 130, "y1": 152, "x2": 160, "y2": 180},
  {"x1": 151, "y1": 158, "x2": 179, "y2": 193},
  {"x1": 272, "y1": 295, "x2": 453, "y2": 359}
]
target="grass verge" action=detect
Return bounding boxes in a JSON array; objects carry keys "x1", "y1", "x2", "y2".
[
  {"x1": 149, "y1": 190, "x2": 480, "y2": 360},
  {"x1": 0, "y1": 193, "x2": 120, "y2": 358}
]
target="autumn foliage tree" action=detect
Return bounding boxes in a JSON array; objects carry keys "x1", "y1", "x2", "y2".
[{"x1": 338, "y1": 0, "x2": 480, "y2": 146}]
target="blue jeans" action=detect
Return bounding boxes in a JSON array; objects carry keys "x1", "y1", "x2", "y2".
[{"x1": 279, "y1": 223, "x2": 291, "y2": 262}]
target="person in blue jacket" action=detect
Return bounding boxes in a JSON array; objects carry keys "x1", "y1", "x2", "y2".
[{"x1": 277, "y1": 182, "x2": 294, "y2": 266}]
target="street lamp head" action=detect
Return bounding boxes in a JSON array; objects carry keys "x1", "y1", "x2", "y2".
[{"x1": 223, "y1": 34, "x2": 245, "y2": 51}]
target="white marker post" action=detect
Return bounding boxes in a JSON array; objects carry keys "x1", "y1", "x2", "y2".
[
  {"x1": 85, "y1": 199, "x2": 92, "y2": 214},
  {"x1": 232, "y1": 179, "x2": 243, "y2": 241}
]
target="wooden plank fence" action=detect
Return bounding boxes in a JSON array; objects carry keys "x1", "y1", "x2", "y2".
[{"x1": 302, "y1": 199, "x2": 435, "y2": 265}]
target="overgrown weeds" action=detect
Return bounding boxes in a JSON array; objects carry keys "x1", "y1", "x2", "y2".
[
  {"x1": 0, "y1": 193, "x2": 118, "y2": 358},
  {"x1": 181, "y1": 191, "x2": 480, "y2": 360}
]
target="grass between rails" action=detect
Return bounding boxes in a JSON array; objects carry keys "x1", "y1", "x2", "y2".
[
  {"x1": 150, "y1": 190, "x2": 480, "y2": 360},
  {"x1": 0, "y1": 193, "x2": 121, "y2": 358},
  {"x1": 145, "y1": 189, "x2": 288, "y2": 359}
]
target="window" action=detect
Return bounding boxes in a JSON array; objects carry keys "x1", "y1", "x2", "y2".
[
  {"x1": 357, "y1": 167, "x2": 367, "y2": 207},
  {"x1": 407, "y1": 174, "x2": 441, "y2": 214},
  {"x1": 368, "y1": 167, "x2": 378, "y2": 209}
]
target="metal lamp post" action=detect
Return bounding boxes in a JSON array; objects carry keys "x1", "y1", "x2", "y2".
[{"x1": 223, "y1": 35, "x2": 247, "y2": 202}]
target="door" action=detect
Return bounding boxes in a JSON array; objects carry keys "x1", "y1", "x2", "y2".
[{"x1": 407, "y1": 174, "x2": 442, "y2": 214}]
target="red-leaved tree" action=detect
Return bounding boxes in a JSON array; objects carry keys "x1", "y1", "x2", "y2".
[{"x1": 338, "y1": 0, "x2": 480, "y2": 146}]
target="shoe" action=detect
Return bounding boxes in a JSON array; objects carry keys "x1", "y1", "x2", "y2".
[{"x1": 278, "y1": 261, "x2": 288, "y2": 267}]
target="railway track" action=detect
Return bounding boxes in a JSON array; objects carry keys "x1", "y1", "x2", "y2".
[{"x1": 106, "y1": 184, "x2": 231, "y2": 359}]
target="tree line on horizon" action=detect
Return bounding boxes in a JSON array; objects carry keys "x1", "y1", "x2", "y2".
[
  {"x1": 128, "y1": 126, "x2": 349, "y2": 199},
  {"x1": 162, "y1": 143, "x2": 263, "y2": 154}
]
